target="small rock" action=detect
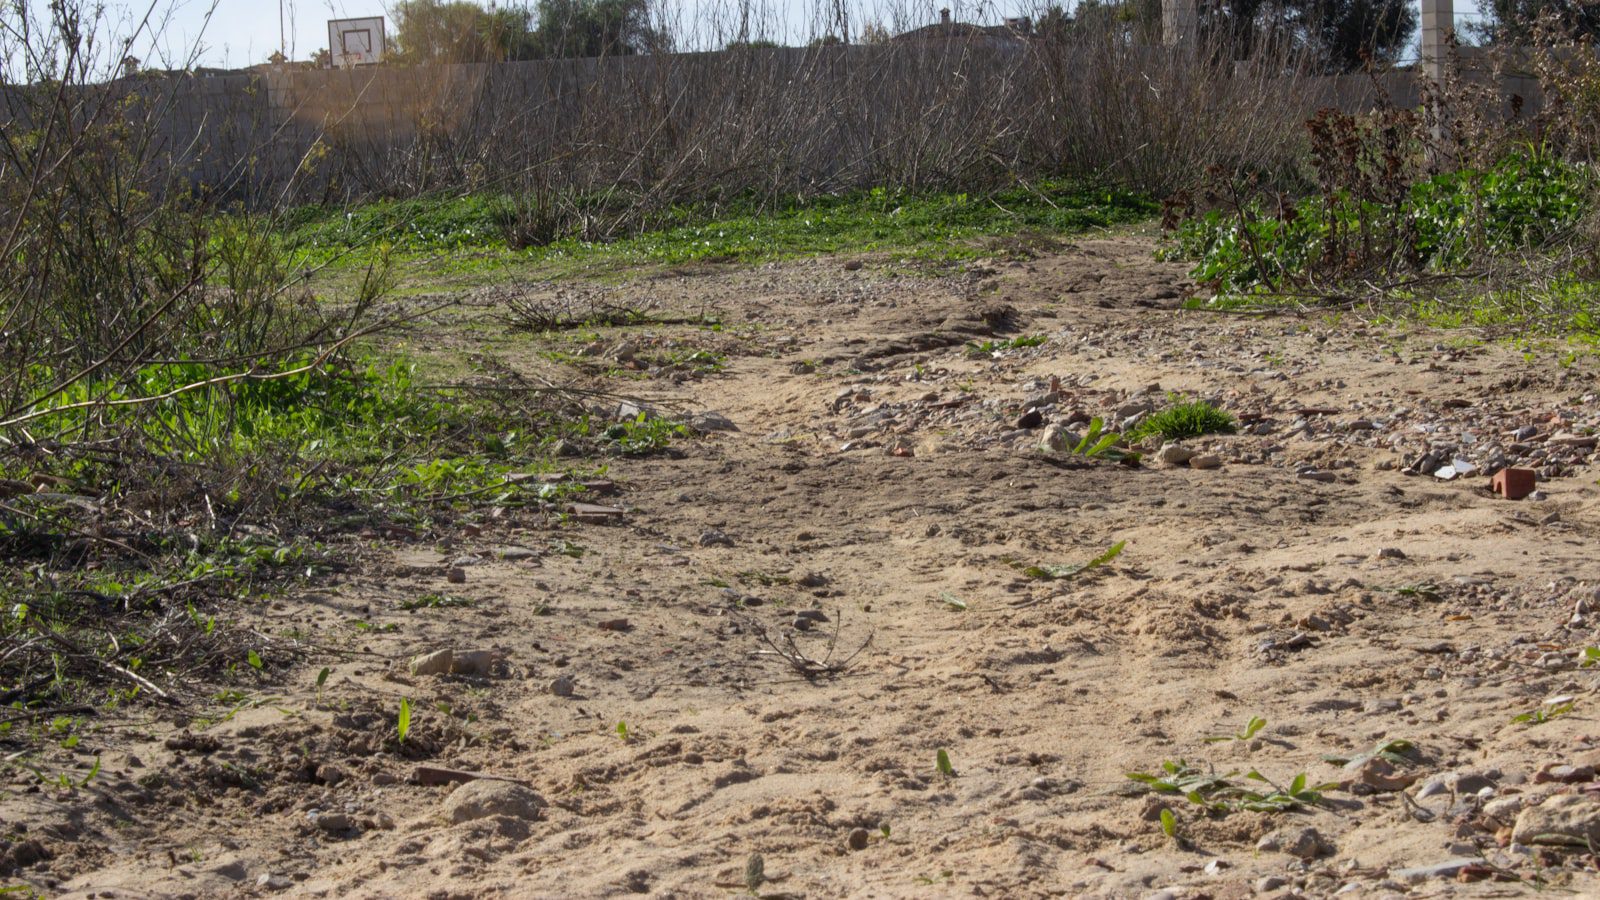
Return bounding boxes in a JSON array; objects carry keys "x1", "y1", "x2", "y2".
[
  {"x1": 1015, "y1": 409, "x2": 1044, "y2": 430},
  {"x1": 1157, "y1": 443, "x2": 1195, "y2": 466},
  {"x1": 315, "y1": 764, "x2": 344, "y2": 786},
  {"x1": 1376, "y1": 547, "x2": 1406, "y2": 560},
  {"x1": 1536, "y1": 763, "x2": 1595, "y2": 784},
  {"x1": 1255, "y1": 875, "x2": 1287, "y2": 892},
  {"x1": 1256, "y1": 826, "x2": 1328, "y2": 860},
  {"x1": 548, "y1": 675, "x2": 575, "y2": 698},
  {"x1": 1188, "y1": 454, "x2": 1221, "y2": 470},
  {"x1": 441, "y1": 779, "x2": 545, "y2": 824},
  {"x1": 1391, "y1": 857, "x2": 1484, "y2": 883},
  {"x1": 689, "y1": 411, "x2": 740, "y2": 433},
  {"x1": 451, "y1": 648, "x2": 502, "y2": 675},
  {"x1": 313, "y1": 812, "x2": 353, "y2": 833},
  {"x1": 1513, "y1": 793, "x2": 1600, "y2": 846},
  {"x1": 410, "y1": 648, "x2": 502, "y2": 677},
  {"x1": 1451, "y1": 771, "x2": 1498, "y2": 794},
  {"x1": 1038, "y1": 424, "x2": 1077, "y2": 452},
  {"x1": 1483, "y1": 796, "x2": 1524, "y2": 823},
  {"x1": 445, "y1": 567, "x2": 466, "y2": 584},
  {"x1": 847, "y1": 827, "x2": 871, "y2": 851},
  {"x1": 410, "y1": 649, "x2": 455, "y2": 677},
  {"x1": 256, "y1": 874, "x2": 293, "y2": 890},
  {"x1": 1344, "y1": 756, "x2": 1417, "y2": 792},
  {"x1": 1298, "y1": 468, "x2": 1336, "y2": 483},
  {"x1": 699, "y1": 530, "x2": 735, "y2": 548},
  {"x1": 796, "y1": 572, "x2": 828, "y2": 588}
]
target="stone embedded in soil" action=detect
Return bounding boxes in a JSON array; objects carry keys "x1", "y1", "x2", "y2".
[
  {"x1": 410, "y1": 649, "x2": 455, "y2": 676},
  {"x1": 1513, "y1": 793, "x2": 1600, "y2": 846},
  {"x1": 1157, "y1": 443, "x2": 1194, "y2": 466},
  {"x1": 1391, "y1": 857, "x2": 1484, "y2": 883},
  {"x1": 847, "y1": 828, "x2": 870, "y2": 851},
  {"x1": 315, "y1": 764, "x2": 344, "y2": 786},
  {"x1": 446, "y1": 567, "x2": 466, "y2": 584},
  {"x1": 1255, "y1": 826, "x2": 1328, "y2": 860},
  {"x1": 699, "y1": 530, "x2": 735, "y2": 548},
  {"x1": 548, "y1": 675, "x2": 575, "y2": 697},
  {"x1": 1038, "y1": 423, "x2": 1074, "y2": 452},
  {"x1": 1343, "y1": 756, "x2": 1418, "y2": 792},
  {"x1": 1187, "y1": 454, "x2": 1221, "y2": 470},
  {"x1": 1015, "y1": 409, "x2": 1044, "y2": 429},
  {"x1": 312, "y1": 812, "x2": 353, "y2": 833},
  {"x1": 689, "y1": 411, "x2": 740, "y2": 433},
  {"x1": 409, "y1": 648, "x2": 502, "y2": 677},
  {"x1": 442, "y1": 779, "x2": 545, "y2": 824}
]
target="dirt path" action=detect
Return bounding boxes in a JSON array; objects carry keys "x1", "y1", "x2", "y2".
[{"x1": 13, "y1": 236, "x2": 1600, "y2": 898}]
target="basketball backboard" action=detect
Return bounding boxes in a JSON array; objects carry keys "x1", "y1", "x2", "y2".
[{"x1": 328, "y1": 17, "x2": 385, "y2": 67}]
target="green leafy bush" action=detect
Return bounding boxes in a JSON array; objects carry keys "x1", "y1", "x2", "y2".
[{"x1": 1168, "y1": 152, "x2": 1592, "y2": 300}]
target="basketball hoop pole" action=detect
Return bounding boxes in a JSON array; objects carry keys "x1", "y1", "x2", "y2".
[{"x1": 279, "y1": 0, "x2": 286, "y2": 60}]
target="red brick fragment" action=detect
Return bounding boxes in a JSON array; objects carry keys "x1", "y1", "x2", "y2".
[{"x1": 1490, "y1": 467, "x2": 1536, "y2": 500}]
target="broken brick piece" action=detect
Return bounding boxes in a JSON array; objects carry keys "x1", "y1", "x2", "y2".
[
  {"x1": 1490, "y1": 467, "x2": 1536, "y2": 500},
  {"x1": 565, "y1": 502, "x2": 624, "y2": 523}
]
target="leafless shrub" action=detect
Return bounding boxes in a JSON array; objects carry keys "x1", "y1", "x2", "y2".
[{"x1": 261, "y1": 2, "x2": 1338, "y2": 221}]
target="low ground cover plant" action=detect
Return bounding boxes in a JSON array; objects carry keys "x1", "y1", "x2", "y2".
[
  {"x1": 284, "y1": 182, "x2": 1156, "y2": 269},
  {"x1": 1168, "y1": 151, "x2": 1592, "y2": 301},
  {"x1": 1127, "y1": 398, "x2": 1238, "y2": 443}
]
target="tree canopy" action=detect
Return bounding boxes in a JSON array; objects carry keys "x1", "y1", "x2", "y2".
[
  {"x1": 1033, "y1": 0, "x2": 1414, "y2": 72},
  {"x1": 1476, "y1": 0, "x2": 1600, "y2": 43},
  {"x1": 389, "y1": 0, "x2": 663, "y2": 63}
]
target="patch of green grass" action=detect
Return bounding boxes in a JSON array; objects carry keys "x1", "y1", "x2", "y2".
[
  {"x1": 965, "y1": 334, "x2": 1047, "y2": 357},
  {"x1": 285, "y1": 182, "x2": 1155, "y2": 275},
  {"x1": 1126, "y1": 397, "x2": 1236, "y2": 444},
  {"x1": 398, "y1": 593, "x2": 474, "y2": 611}
]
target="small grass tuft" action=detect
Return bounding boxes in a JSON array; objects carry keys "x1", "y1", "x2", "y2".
[{"x1": 1127, "y1": 397, "x2": 1237, "y2": 443}]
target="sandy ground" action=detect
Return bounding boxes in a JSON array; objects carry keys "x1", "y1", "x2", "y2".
[{"x1": 9, "y1": 235, "x2": 1600, "y2": 899}]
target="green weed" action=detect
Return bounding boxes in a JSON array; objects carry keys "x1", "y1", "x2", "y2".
[
  {"x1": 965, "y1": 334, "x2": 1047, "y2": 357},
  {"x1": 397, "y1": 698, "x2": 413, "y2": 743},
  {"x1": 399, "y1": 593, "x2": 475, "y2": 611},
  {"x1": 1126, "y1": 398, "x2": 1237, "y2": 443},
  {"x1": 1011, "y1": 540, "x2": 1126, "y2": 581},
  {"x1": 1512, "y1": 698, "x2": 1576, "y2": 726},
  {"x1": 1205, "y1": 716, "x2": 1267, "y2": 744},
  {"x1": 1126, "y1": 760, "x2": 1336, "y2": 814}
]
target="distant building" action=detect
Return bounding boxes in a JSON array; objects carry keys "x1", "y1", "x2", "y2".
[{"x1": 893, "y1": 8, "x2": 1034, "y2": 46}]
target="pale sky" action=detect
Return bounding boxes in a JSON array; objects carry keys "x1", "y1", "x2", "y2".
[{"x1": 14, "y1": 0, "x2": 1492, "y2": 72}]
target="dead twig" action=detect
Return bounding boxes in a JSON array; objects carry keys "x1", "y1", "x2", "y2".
[{"x1": 741, "y1": 609, "x2": 872, "y2": 681}]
